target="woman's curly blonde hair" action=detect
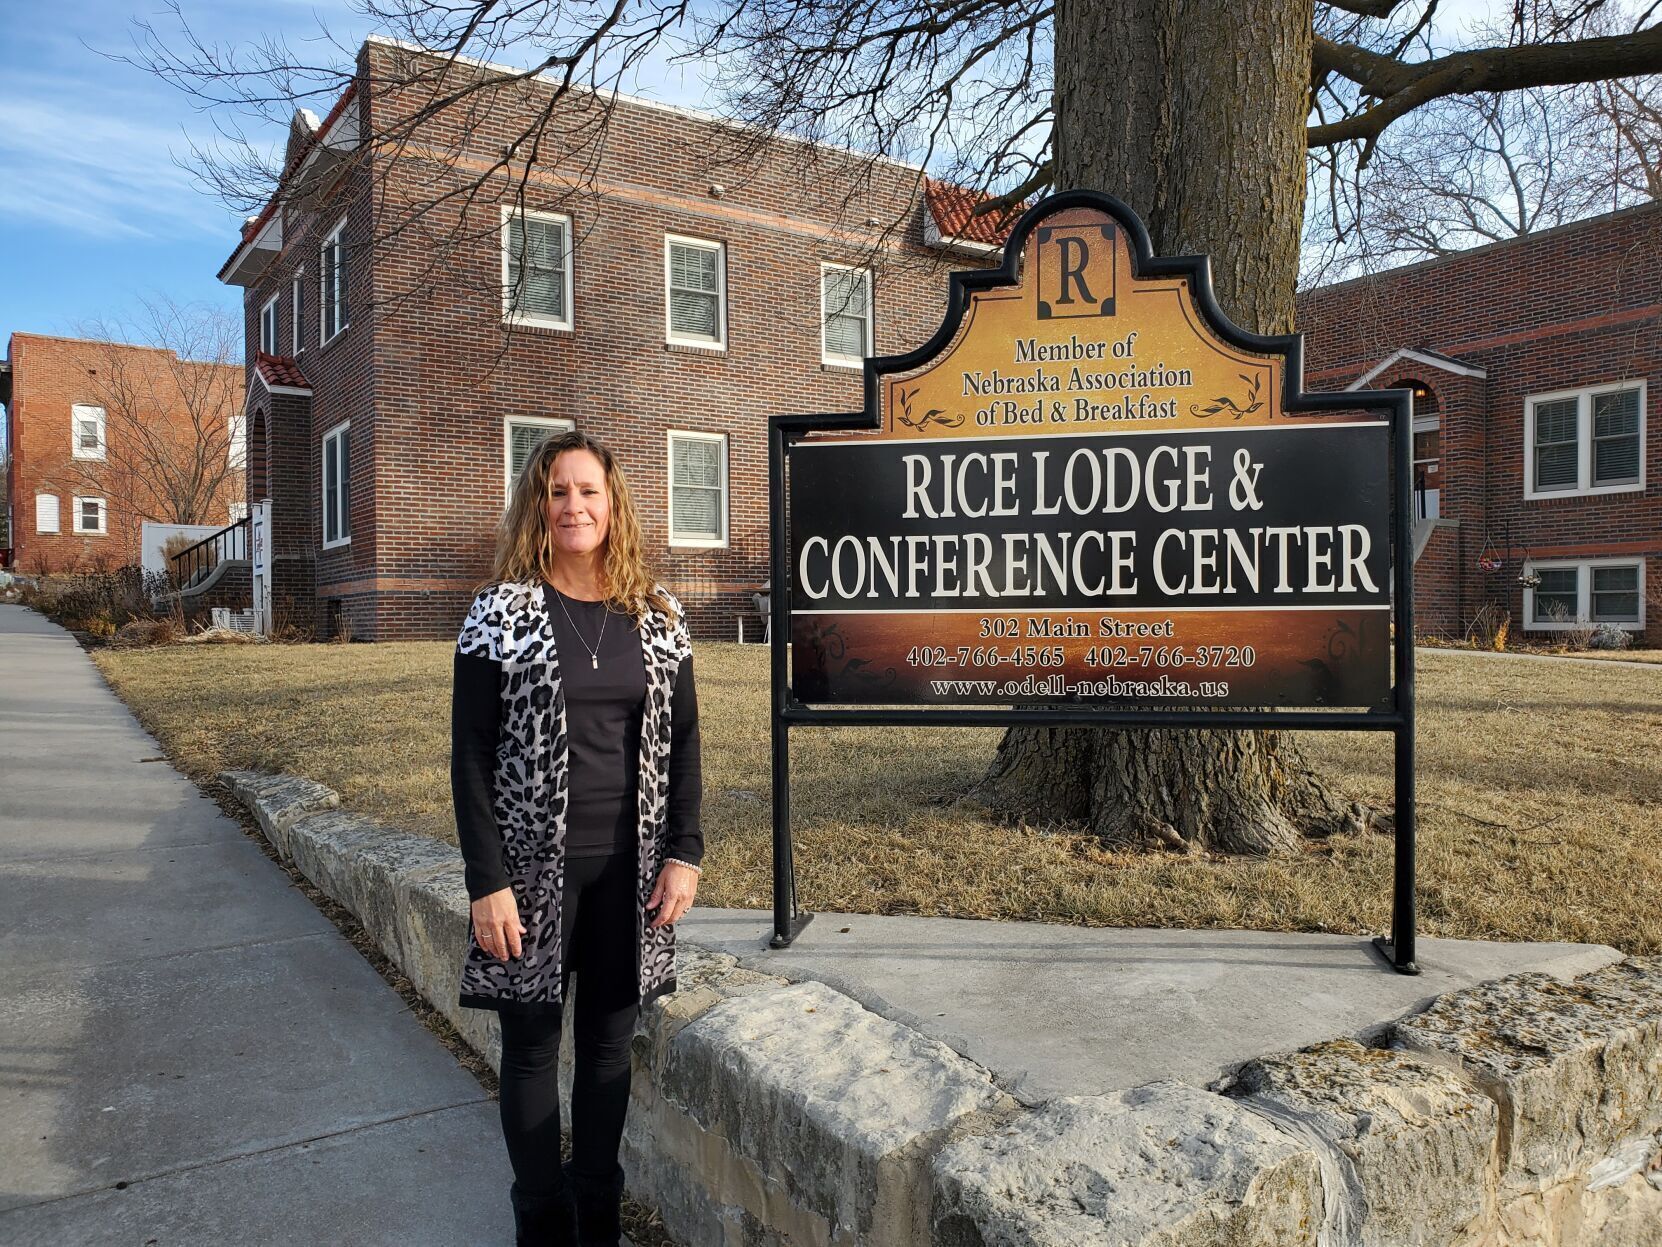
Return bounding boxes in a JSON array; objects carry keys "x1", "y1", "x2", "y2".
[{"x1": 490, "y1": 430, "x2": 679, "y2": 629}]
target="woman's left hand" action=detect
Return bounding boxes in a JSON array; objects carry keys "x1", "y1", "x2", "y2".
[{"x1": 648, "y1": 861, "x2": 700, "y2": 929}]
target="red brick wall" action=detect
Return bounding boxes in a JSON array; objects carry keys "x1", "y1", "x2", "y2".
[
  {"x1": 4, "y1": 334, "x2": 245, "y2": 575},
  {"x1": 1298, "y1": 203, "x2": 1661, "y2": 646},
  {"x1": 236, "y1": 44, "x2": 982, "y2": 640}
]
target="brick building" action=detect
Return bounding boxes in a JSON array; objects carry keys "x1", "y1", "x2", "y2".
[
  {"x1": 1298, "y1": 202, "x2": 1659, "y2": 647},
  {"x1": 1, "y1": 333, "x2": 245, "y2": 574},
  {"x1": 220, "y1": 38, "x2": 993, "y2": 641}
]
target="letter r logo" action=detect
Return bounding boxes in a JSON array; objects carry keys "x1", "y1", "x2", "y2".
[{"x1": 1037, "y1": 223, "x2": 1116, "y2": 319}]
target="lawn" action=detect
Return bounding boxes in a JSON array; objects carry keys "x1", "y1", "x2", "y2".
[{"x1": 94, "y1": 641, "x2": 1662, "y2": 954}]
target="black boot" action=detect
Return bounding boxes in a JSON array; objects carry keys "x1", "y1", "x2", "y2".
[
  {"x1": 510, "y1": 1177, "x2": 577, "y2": 1247},
  {"x1": 564, "y1": 1161, "x2": 625, "y2": 1247}
]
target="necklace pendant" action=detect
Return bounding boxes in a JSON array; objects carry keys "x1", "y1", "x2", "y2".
[{"x1": 591, "y1": 655, "x2": 599, "y2": 669}]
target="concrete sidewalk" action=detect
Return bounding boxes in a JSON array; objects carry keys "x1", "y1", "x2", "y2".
[{"x1": 0, "y1": 606, "x2": 512, "y2": 1246}]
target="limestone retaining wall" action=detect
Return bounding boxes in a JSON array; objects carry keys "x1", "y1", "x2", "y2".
[{"x1": 220, "y1": 770, "x2": 1662, "y2": 1245}]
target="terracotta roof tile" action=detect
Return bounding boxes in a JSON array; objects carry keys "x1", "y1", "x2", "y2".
[
  {"x1": 924, "y1": 178, "x2": 1022, "y2": 248},
  {"x1": 254, "y1": 351, "x2": 312, "y2": 391}
]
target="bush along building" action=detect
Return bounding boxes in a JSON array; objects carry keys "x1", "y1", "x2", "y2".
[
  {"x1": 219, "y1": 37, "x2": 999, "y2": 641},
  {"x1": 1298, "y1": 201, "x2": 1660, "y2": 649},
  {"x1": 1, "y1": 333, "x2": 245, "y2": 575}
]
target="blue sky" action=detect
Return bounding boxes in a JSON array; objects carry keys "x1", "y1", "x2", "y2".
[
  {"x1": 0, "y1": 0, "x2": 709, "y2": 354},
  {"x1": 0, "y1": 1, "x2": 292, "y2": 344},
  {"x1": 0, "y1": 0, "x2": 1504, "y2": 357}
]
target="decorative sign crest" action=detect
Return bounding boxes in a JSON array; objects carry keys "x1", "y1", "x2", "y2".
[{"x1": 788, "y1": 198, "x2": 1392, "y2": 709}]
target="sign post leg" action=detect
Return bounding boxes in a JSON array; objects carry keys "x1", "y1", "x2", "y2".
[
  {"x1": 1373, "y1": 392, "x2": 1420, "y2": 975},
  {"x1": 769, "y1": 716, "x2": 811, "y2": 948},
  {"x1": 1371, "y1": 720, "x2": 1420, "y2": 974},
  {"x1": 769, "y1": 421, "x2": 811, "y2": 950}
]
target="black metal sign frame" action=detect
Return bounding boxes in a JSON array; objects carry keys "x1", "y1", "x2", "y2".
[{"x1": 767, "y1": 190, "x2": 1419, "y2": 974}]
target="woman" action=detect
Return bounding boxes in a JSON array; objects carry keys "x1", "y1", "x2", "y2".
[{"x1": 450, "y1": 430, "x2": 703, "y2": 1246}]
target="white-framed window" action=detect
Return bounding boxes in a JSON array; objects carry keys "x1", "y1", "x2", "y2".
[
  {"x1": 664, "y1": 236, "x2": 726, "y2": 348},
  {"x1": 1523, "y1": 381, "x2": 1645, "y2": 499},
  {"x1": 35, "y1": 493, "x2": 60, "y2": 534},
  {"x1": 1524, "y1": 558, "x2": 1646, "y2": 630},
  {"x1": 71, "y1": 404, "x2": 106, "y2": 460},
  {"x1": 667, "y1": 430, "x2": 727, "y2": 547},
  {"x1": 259, "y1": 293, "x2": 279, "y2": 355},
  {"x1": 320, "y1": 215, "x2": 349, "y2": 345},
  {"x1": 291, "y1": 270, "x2": 305, "y2": 354},
  {"x1": 228, "y1": 409, "x2": 248, "y2": 471},
  {"x1": 321, "y1": 420, "x2": 351, "y2": 549},
  {"x1": 503, "y1": 415, "x2": 576, "y2": 501},
  {"x1": 72, "y1": 496, "x2": 107, "y2": 535},
  {"x1": 501, "y1": 207, "x2": 573, "y2": 330},
  {"x1": 228, "y1": 500, "x2": 249, "y2": 523},
  {"x1": 821, "y1": 263, "x2": 873, "y2": 366}
]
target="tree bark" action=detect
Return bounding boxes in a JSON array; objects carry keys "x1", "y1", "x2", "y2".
[{"x1": 977, "y1": 0, "x2": 1367, "y2": 855}]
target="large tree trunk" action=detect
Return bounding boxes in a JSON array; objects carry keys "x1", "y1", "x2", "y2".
[{"x1": 977, "y1": 0, "x2": 1366, "y2": 855}]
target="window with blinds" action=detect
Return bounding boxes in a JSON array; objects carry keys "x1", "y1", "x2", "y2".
[
  {"x1": 321, "y1": 217, "x2": 348, "y2": 342},
  {"x1": 503, "y1": 418, "x2": 575, "y2": 500},
  {"x1": 260, "y1": 294, "x2": 279, "y2": 355},
  {"x1": 73, "y1": 497, "x2": 106, "y2": 535},
  {"x1": 292, "y1": 271, "x2": 304, "y2": 353},
  {"x1": 1530, "y1": 567, "x2": 1578, "y2": 623},
  {"x1": 669, "y1": 432, "x2": 725, "y2": 544},
  {"x1": 504, "y1": 210, "x2": 571, "y2": 327},
  {"x1": 1526, "y1": 382, "x2": 1645, "y2": 498},
  {"x1": 1592, "y1": 388, "x2": 1641, "y2": 487},
  {"x1": 1527, "y1": 560, "x2": 1646, "y2": 630},
  {"x1": 665, "y1": 238, "x2": 724, "y2": 346},
  {"x1": 71, "y1": 404, "x2": 105, "y2": 460},
  {"x1": 822, "y1": 265, "x2": 872, "y2": 363},
  {"x1": 1591, "y1": 565, "x2": 1640, "y2": 622},
  {"x1": 1531, "y1": 397, "x2": 1579, "y2": 492},
  {"x1": 322, "y1": 422, "x2": 350, "y2": 548}
]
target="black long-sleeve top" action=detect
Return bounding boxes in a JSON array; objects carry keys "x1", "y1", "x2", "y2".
[{"x1": 450, "y1": 591, "x2": 703, "y2": 901}]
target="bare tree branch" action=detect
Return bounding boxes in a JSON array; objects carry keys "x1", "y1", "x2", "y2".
[{"x1": 1310, "y1": 22, "x2": 1662, "y2": 146}]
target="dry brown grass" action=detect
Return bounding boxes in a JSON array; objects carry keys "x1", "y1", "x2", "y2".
[
  {"x1": 94, "y1": 643, "x2": 1662, "y2": 954},
  {"x1": 1564, "y1": 648, "x2": 1662, "y2": 665}
]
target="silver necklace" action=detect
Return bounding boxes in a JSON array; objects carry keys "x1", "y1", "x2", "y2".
[{"x1": 551, "y1": 585, "x2": 606, "y2": 668}]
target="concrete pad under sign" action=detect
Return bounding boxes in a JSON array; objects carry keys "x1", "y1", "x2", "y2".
[{"x1": 680, "y1": 908, "x2": 1621, "y2": 1104}]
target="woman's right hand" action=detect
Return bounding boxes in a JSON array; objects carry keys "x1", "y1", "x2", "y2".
[{"x1": 471, "y1": 887, "x2": 525, "y2": 960}]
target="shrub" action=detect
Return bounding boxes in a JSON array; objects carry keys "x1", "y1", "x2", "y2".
[
  {"x1": 18, "y1": 567, "x2": 176, "y2": 635},
  {"x1": 1541, "y1": 601, "x2": 1596, "y2": 650},
  {"x1": 112, "y1": 618, "x2": 180, "y2": 648},
  {"x1": 1587, "y1": 623, "x2": 1633, "y2": 651}
]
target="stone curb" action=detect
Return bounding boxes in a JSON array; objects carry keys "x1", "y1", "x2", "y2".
[{"x1": 220, "y1": 770, "x2": 1662, "y2": 1246}]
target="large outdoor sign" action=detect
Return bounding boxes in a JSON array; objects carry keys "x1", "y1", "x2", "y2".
[
  {"x1": 787, "y1": 207, "x2": 1391, "y2": 708},
  {"x1": 766, "y1": 191, "x2": 1418, "y2": 974}
]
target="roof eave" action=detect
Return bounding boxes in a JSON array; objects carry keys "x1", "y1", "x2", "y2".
[{"x1": 922, "y1": 210, "x2": 1004, "y2": 257}]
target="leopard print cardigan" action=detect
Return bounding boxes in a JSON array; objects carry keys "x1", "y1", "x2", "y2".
[{"x1": 453, "y1": 578, "x2": 692, "y2": 1013}]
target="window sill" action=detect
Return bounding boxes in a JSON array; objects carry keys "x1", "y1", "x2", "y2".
[
  {"x1": 71, "y1": 452, "x2": 107, "y2": 462},
  {"x1": 503, "y1": 316, "x2": 574, "y2": 336},
  {"x1": 821, "y1": 358, "x2": 864, "y2": 372},
  {"x1": 322, "y1": 537, "x2": 352, "y2": 552},
  {"x1": 319, "y1": 324, "x2": 350, "y2": 353},
  {"x1": 1524, "y1": 480, "x2": 1644, "y2": 501},
  {"x1": 1526, "y1": 620, "x2": 1643, "y2": 632},
  {"x1": 665, "y1": 340, "x2": 726, "y2": 356},
  {"x1": 670, "y1": 538, "x2": 728, "y2": 550}
]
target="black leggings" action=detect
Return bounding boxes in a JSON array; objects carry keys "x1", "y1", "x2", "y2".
[{"x1": 497, "y1": 851, "x2": 641, "y2": 1194}]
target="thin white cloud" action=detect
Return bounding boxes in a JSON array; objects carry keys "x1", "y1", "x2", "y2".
[{"x1": 0, "y1": 85, "x2": 242, "y2": 240}]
